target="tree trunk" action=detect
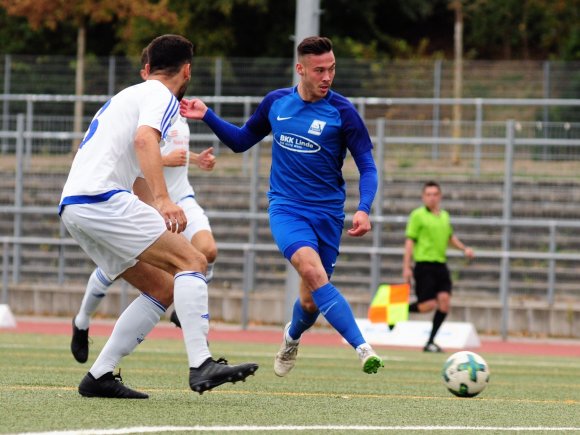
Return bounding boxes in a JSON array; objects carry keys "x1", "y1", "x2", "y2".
[
  {"x1": 72, "y1": 24, "x2": 86, "y2": 154},
  {"x1": 521, "y1": 0, "x2": 530, "y2": 60},
  {"x1": 451, "y1": 0, "x2": 463, "y2": 165}
]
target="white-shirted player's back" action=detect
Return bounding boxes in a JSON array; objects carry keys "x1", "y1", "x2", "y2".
[
  {"x1": 60, "y1": 80, "x2": 178, "y2": 202},
  {"x1": 162, "y1": 116, "x2": 194, "y2": 202}
]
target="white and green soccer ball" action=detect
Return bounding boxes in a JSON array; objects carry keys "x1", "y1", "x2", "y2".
[{"x1": 442, "y1": 351, "x2": 490, "y2": 397}]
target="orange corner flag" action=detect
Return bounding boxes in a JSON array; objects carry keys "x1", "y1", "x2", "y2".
[{"x1": 368, "y1": 283, "x2": 410, "y2": 326}]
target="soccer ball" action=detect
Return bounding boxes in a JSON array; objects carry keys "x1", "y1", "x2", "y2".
[{"x1": 442, "y1": 351, "x2": 490, "y2": 397}]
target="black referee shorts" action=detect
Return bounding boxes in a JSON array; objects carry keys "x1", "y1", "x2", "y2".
[{"x1": 413, "y1": 262, "x2": 452, "y2": 303}]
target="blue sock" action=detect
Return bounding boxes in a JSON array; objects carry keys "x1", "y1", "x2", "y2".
[
  {"x1": 288, "y1": 298, "x2": 319, "y2": 341},
  {"x1": 311, "y1": 282, "x2": 365, "y2": 349}
]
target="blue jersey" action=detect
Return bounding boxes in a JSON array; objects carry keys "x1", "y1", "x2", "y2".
[{"x1": 244, "y1": 87, "x2": 373, "y2": 211}]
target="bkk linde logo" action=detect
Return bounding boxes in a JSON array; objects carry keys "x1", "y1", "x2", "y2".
[{"x1": 276, "y1": 133, "x2": 321, "y2": 153}]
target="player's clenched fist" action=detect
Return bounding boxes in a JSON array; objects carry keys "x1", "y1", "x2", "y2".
[{"x1": 180, "y1": 98, "x2": 208, "y2": 120}]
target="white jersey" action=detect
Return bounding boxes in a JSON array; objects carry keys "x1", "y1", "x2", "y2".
[
  {"x1": 59, "y1": 80, "x2": 179, "y2": 210},
  {"x1": 161, "y1": 115, "x2": 194, "y2": 202}
]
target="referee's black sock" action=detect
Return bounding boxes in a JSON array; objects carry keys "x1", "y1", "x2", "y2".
[
  {"x1": 409, "y1": 302, "x2": 419, "y2": 313},
  {"x1": 428, "y1": 310, "x2": 447, "y2": 343}
]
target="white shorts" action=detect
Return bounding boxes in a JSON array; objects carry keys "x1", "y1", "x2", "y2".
[
  {"x1": 177, "y1": 195, "x2": 212, "y2": 241},
  {"x1": 61, "y1": 191, "x2": 166, "y2": 280}
]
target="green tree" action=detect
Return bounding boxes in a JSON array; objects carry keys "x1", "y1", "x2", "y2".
[
  {"x1": 464, "y1": 0, "x2": 580, "y2": 60},
  {"x1": 0, "y1": 0, "x2": 178, "y2": 151},
  {"x1": 2, "y1": 0, "x2": 579, "y2": 62},
  {"x1": 157, "y1": 0, "x2": 287, "y2": 57},
  {"x1": 0, "y1": 9, "x2": 78, "y2": 54},
  {"x1": 144, "y1": 0, "x2": 447, "y2": 59},
  {"x1": 322, "y1": 0, "x2": 448, "y2": 59}
]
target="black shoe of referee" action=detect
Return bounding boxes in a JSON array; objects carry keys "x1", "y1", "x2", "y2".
[{"x1": 423, "y1": 341, "x2": 443, "y2": 353}]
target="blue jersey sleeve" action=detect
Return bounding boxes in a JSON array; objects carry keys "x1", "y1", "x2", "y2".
[
  {"x1": 202, "y1": 90, "x2": 283, "y2": 152},
  {"x1": 330, "y1": 93, "x2": 376, "y2": 213},
  {"x1": 202, "y1": 109, "x2": 263, "y2": 153},
  {"x1": 333, "y1": 96, "x2": 374, "y2": 157},
  {"x1": 244, "y1": 90, "x2": 282, "y2": 137},
  {"x1": 352, "y1": 149, "x2": 378, "y2": 214}
]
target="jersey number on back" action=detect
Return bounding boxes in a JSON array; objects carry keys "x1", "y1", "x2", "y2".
[{"x1": 79, "y1": 100, "x2": 111, "y2": 149}]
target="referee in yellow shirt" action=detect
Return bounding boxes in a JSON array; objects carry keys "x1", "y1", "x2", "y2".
[{"x1": 403, "y1": 181, "x2": 475, "y2": 352}]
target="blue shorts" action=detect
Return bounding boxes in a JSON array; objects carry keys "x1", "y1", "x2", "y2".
[{"x1": 268, "y1": 202, "x2": 344, "y2": 277}]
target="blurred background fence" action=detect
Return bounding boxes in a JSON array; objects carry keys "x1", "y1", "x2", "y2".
[
  {"x1": 1, "y1": 55, "x2": 580, "y2": 339},
  {"x1": 2, "y1": 55, "x2": 580, "y2": 101}
]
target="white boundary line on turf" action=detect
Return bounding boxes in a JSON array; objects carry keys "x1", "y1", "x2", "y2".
[{"x1": 15, "y1": 425, "x2": 580, "y2": 434}]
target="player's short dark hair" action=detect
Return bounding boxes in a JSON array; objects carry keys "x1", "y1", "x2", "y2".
[
  {"x1": 423, "y1": 181, "x2": 441, "y2": 192},
  {"x1": 140, "y1": 46, "x2": 149, "y2": 68},
  {"x1": 297, "y1": 36, "x2": 333, "y2": 57},
  {"x1": 147, "y1": 34, "x2": 194, "y2": 75}
]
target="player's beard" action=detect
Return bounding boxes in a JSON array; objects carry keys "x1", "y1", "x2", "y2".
[{"x1": 176, "y1": 80, "x2": 189, "y2": 101}]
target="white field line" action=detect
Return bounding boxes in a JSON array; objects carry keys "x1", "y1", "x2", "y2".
[{"x1": 14, "y1": 425, "x2": 580, "y2": 434}]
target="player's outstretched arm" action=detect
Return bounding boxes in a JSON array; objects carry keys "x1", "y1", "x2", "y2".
[
  {"x1": 180, "y1": 99, "x2": 262, "y2": 153},
  {"x1": 180, "y1": 98, "x2": 208, "y2": 120}
]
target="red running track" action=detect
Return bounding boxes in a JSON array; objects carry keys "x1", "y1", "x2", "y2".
[{"x1": 2, "y1": 317, "x2": 580, "y2": 357}]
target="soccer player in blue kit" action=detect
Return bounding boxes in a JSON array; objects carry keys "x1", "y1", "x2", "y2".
[{"x1": 180, "y1": 36, "x2": 384, "y2": 376}]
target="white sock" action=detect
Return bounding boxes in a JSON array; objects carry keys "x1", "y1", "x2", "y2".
[
  {"x1": 356, "y1": 342, "x2": 374, "y2": 356},
  {"x1": 89, "y1": 293, "x2": 164, "y2": 379},
  {"x1": 205, "y1": 262, "x2": 215, "y2": 283},
  {"x1": 75, "y1": 267, "x2": 112, "y2": 330},
  {"x1": 173, "y1": 271, "x2": 211, "y2": 368},
  {"x1": 285, "y1": 329, "x2": 299, "y2": 344}
]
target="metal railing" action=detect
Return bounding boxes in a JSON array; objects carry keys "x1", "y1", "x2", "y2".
[
  {"x1": 1, "y1": 94, "x2": 579, "y2": 167},
  {"x1": 2, "y1": 216, "x2": 580, "y2": 338},
  {"x1": 1, "y1": 96, "x2": 580, "y2": 339},
  {"x1": 2, "y1": 55, "x2": 580, "y2": 98}
]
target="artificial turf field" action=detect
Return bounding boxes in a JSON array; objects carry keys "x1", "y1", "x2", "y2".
[{"x1": 1, "y1": 320, "x2": 580, "y2": 434}]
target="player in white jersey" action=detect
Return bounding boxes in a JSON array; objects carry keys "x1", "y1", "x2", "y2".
[
  {"x1": 160, "y1": 115, "x2": 217, "y2": 283},
  {"x1": 70, "y1": 52, "x2": 218, "y2": 363},
  {"x1": 70, "y1": 118, "x2": 217, "y2": 356},
  {"x1": 160, "y1": 116, "x2": 218, "y2": 327},
  {"x1": 60, "y1": 34, "x2": 257, "y2": 399}
]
